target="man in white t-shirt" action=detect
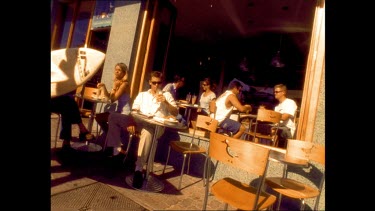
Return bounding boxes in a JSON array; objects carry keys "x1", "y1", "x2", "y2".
[{"x1": 273, "y1": 84, "x2": 298, "y2": 148}]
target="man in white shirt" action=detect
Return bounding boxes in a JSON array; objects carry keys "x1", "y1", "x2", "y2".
[
  {"x1": 214, "y1": 81, "x2": 252, "y2": 139},
  {"x1": 273, "y1": 84, "x2": 298, "y2": 148},
  {"x1": 107, "y1": 71, "x2": 178, "y2": 189}
]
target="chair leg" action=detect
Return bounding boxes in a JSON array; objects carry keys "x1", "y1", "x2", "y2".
[
  {"x1": 202, "y1": 157, "x2": 211, "y2": 211},
  {"x1": 187, "y1": 153, "x2": 192, "y2": 175},
  {"x1": 202, "y1": 155, "x2": 208, "y2": 187},
  {"x1": 210, "y1": 160, "x2": 219, "y2": 182},
  {"x1": 122, "y1": 134, "x2": 134, "y2": 163},
  {"x1": 162, "y1": 146, "x2": 172, "y2": 174},
  {"x1": 54, "y1": 114, "x2": 61, "y2": 148},
  {"x1": 178, "y1": 154, "x2": 187, "y2": 190},
  {"x1": 276, "y1": 193, "x2": 282, "y2": 210},
  {"x1": 314, "y1": 194, "x2": 321, "y2": 211}
]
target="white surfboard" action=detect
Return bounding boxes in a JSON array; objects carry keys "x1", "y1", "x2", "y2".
[{"x1": 51, "y1": 47, "x2": 106, "y2": 98}]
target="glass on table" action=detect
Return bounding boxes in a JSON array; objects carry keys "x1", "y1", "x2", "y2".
[
  {"x1": 191, "y1": 94, "x2": 197, "y2": 104},
  {"x1": 186, "y1": 93, "x2": 191, "y2": 104}
]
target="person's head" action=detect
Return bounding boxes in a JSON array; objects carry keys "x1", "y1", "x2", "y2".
[
  {"x1": 274, "y1": 84, "x2": 287, "y2": 101},
  {"x1": 173, "y1": 74, "x2": 185, "y2": 89},
  {"x1": 201, "y1": 77, "x2": 215, "y2": 91},
  {"x1": 228, "y1": 80, "x2": 243, "y2": 95},
  {"x1": 149, "y1": 71, "x2": 163, "y2": 92},
  {"x1": 114, "y1": 62, "x2": 128, "y2": 81}
]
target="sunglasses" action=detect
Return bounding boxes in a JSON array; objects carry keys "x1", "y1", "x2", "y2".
[
  {"x1": 274, "y1": 90, "x2": 283, "y2": 93},
  {"x1": 151, "y1": 81, "x2": 162, "y2": 85},
  {"x1": 202, "y1": 84, "x2": 208, "y2": 86}
]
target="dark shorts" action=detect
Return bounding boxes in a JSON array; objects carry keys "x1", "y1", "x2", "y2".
[{"x1": 219, "y1": 118, "x2": 241, "y2": 134}]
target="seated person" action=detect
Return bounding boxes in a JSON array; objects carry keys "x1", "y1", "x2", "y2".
[
  {"x1": 198, "y1": 77, "x2": 216, "y2": 116},
  {"x1": 51, "y1": 93, "x2": 93, "y2": 150},
  {"x1": 214, "y1": 81, "x2": 252, "y2": 139},
  {"x1": 94, "y1": 62, "x2": 131, "y2": 134},
  {"x1": 255, "y1": 84, "x2": 297, "y2": 148},
  {"x1": 105, "y1": 71, "x2": 178, "y2": 189},
  {"x1": 162, "y1": 74, "x2": 186, "y2": 125},
  {"x1": 132, "y1": 71, "x2": 178, "y2": 188},
  {"x1": 273, "y1": 84, "x2": 298, "y2": 148}
]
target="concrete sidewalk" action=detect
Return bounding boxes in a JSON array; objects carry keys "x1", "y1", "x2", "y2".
[
  {"x1": 51, "y1": 116, "x2": 301, "y2": 210},
  {"x1": 51, "y1": 116, "x2": 234, "y2": 210}
]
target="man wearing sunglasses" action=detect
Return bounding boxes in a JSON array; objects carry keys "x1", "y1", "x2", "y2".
[
  {"x1": 273, "y1": 84, "x2": 297, "y2": 148},
  {"x1": 105, "y1": 71, "x2": 178, "y2": 189},
  {"x1": 131, "y1": 71, "x2": 178, "y2": 188}
]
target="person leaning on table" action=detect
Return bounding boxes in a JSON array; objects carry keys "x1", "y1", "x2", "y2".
[
  {"x1": 105, "y1": 71, "x2": 178, "y2": 189},
  {"x1": 214, "y1": 80, "x2": 252, "y2": 139}
]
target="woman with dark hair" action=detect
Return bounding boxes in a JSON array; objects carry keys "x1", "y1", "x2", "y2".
[{"x1": 198, "y1": 77, "x2": 216, "y2": 116}]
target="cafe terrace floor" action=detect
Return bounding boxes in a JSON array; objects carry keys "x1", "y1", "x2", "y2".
[{"x1": 51, "y1": 116, "x2": 304, "y2": 210}]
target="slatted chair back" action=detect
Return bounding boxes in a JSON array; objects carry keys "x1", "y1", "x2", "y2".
[{"x1": 203, "y1": 132, "x2": 276, "y2": 210}]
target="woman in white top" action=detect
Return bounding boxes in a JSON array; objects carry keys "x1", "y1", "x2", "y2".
[{"x1": 198, "y1": 77, "x2": 216, "y2": 116}]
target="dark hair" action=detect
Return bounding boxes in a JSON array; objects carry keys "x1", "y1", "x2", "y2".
[
  {"x1": 173, "y1": 74, "x2": 185, "y2": 83},
  {"x1": 203, "y1": 77, "x2": 216, "y2": 91},
  {"x1": 228, "y1": 80, "x2": 242, "y2": 90}
]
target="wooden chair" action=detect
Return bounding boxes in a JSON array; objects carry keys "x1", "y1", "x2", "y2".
[
  {"x1": 162, "y1": 114, "x2": 218, "y2": 190},
  {"x1": 265, "y1": 139, "x2": 325, "y2": 210},
  {"x1": 203, "y1": 132, "x2": 277, "y2": 210},
  {"x1": 76, "y1": 85, "x2": 99, "y2": 117},
  {"x1": 243, "y1": 108, "x2": 282, "y2": 147}
]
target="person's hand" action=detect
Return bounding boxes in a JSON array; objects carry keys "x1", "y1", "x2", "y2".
[
  {"x1": 126, "y1": 125, "x2": 136, "y2": 135},
  {"x1": 114, "y1": 80, "x2": 122, "y2": 88},
  {"x1": 97, "y1": 83, "x2": 105, "y2": 88},
  {"x1": 245, "y1": 104, "x2": 252, "y2": 113},
  {"x1": 157, "y1": 94, "x2": 165, "y2": 103}
]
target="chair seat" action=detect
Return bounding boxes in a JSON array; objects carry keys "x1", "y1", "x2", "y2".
[
  {"x1": 265, "y1": 177, "x2": 320, "y2": 199},
  {"x1": 211, "y1": 177, "x2": 276, "y2": 210},
  {"x1": 170, "y1": 141, "x2": 206, "y2": 154}
]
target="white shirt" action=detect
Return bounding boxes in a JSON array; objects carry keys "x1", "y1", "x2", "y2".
[
  {"x1": 274, "y1": 98, "x2": 298, "y2": 136},
  {"x1": 132, "y1": 89, "x2": 177, "y2": 118},
  {"x1": 214, "y1": 90, "x2": 234, "y2": 124},
  {"x1": 199, "y1": 91, "x2": 216, "y2": 114}
]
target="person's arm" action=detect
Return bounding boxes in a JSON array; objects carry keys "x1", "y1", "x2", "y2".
[
  {"x1": 109, "y1": 80, "x2": 128, "y2": 102},
  {"x1": 227, "y1": 94, "x2": 252, "y2": 113},
  {"x1": 161, "y1": 92, "x2": 179, "y2": 116},
  {"x1": 131, "y1": 93, "x2": 142, "y2": 111}
]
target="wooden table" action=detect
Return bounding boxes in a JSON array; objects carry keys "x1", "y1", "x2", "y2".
[
  {"x1": 72, "y1": 94, "x2": 113, "y2": 152},
  {"x1": 125, "y1": 111, "x2": 187, "y2": 192}
]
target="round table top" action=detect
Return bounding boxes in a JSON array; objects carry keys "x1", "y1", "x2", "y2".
[
  {"x1": 75, "y1": 93, "x2": 113, "y2": 104},
  {"x1": 131, "y1": 111, "x2": 187, "y2": 130},
  {"x1": 177, "y1": 102, "x2": 201, "y2": 108}
]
